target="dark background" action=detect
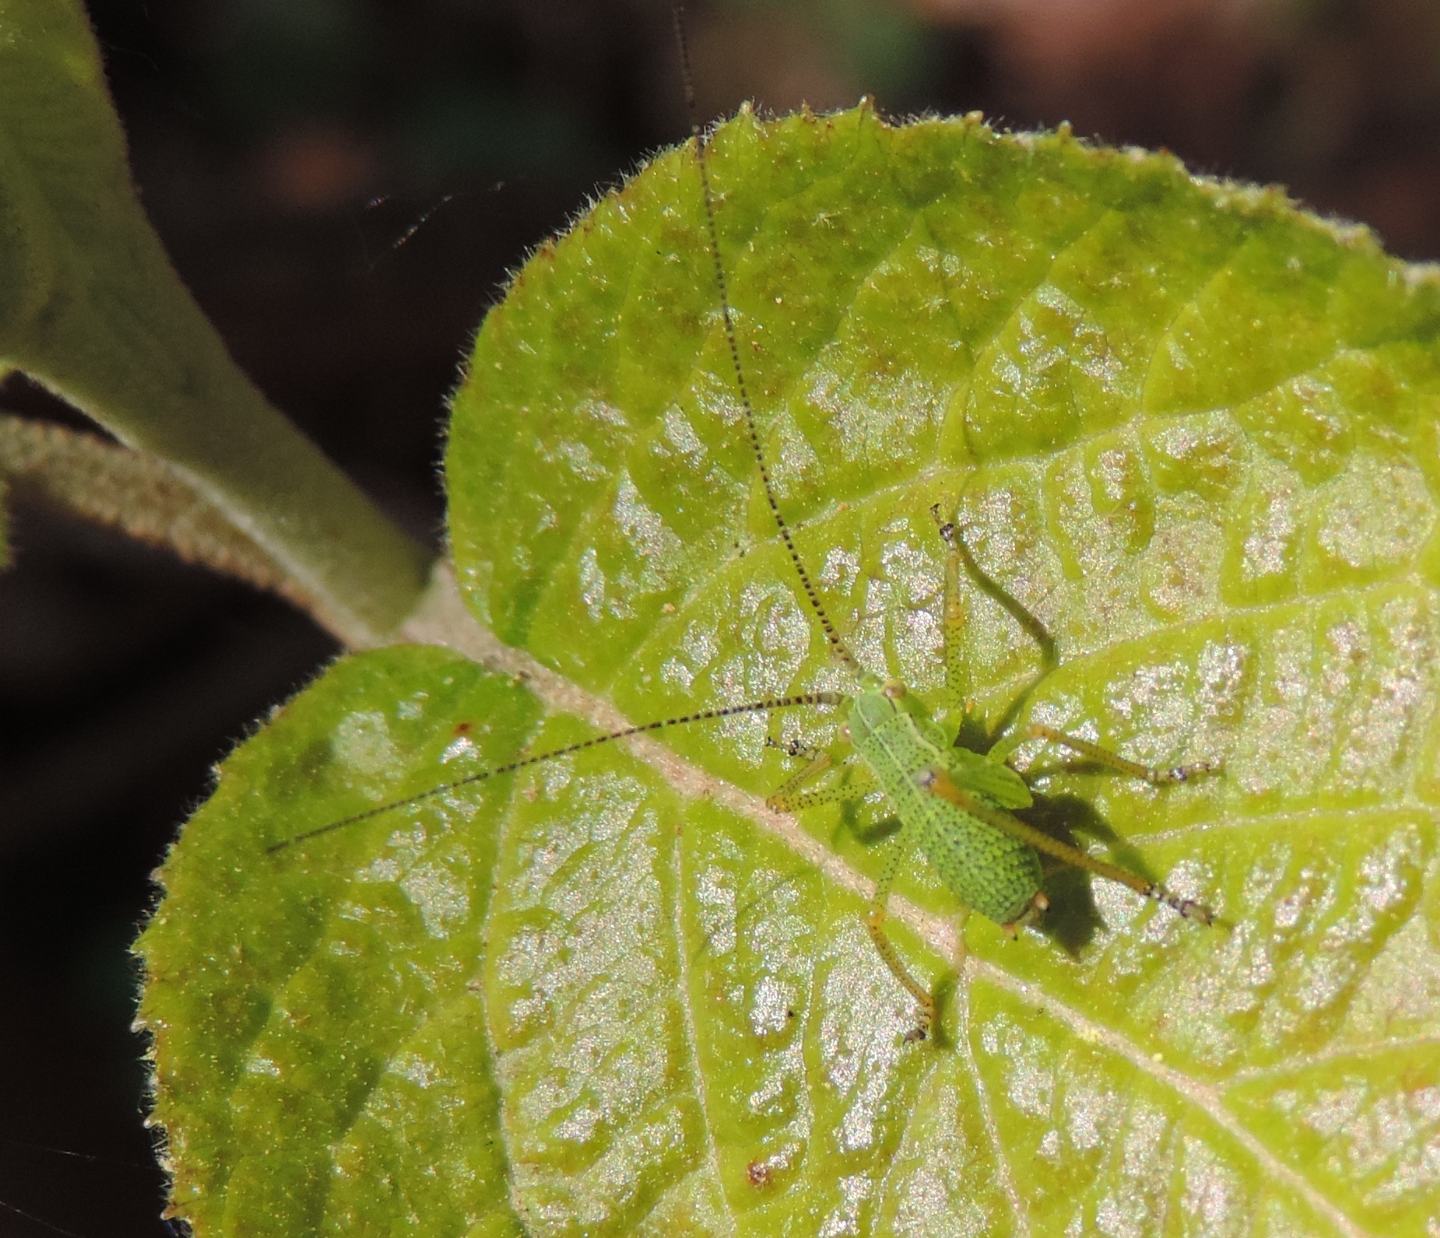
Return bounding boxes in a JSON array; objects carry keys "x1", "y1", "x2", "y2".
[{"x1": 2, "y1": 1, "x2": 1438, "y2": 1233}]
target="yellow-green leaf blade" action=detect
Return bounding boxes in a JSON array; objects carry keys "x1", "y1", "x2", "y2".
[{"x1": 141, "y1": 108, "x2": 1440, "y2": 1234}]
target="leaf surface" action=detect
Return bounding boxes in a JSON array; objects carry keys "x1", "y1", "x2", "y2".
[{"x1": 138, "y1": 107, "x2": 1440, "y2": 1235}]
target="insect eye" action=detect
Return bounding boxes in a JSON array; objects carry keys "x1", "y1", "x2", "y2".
[{"x1": 882, "y1": 681, "x2": 906, "y2": 700}]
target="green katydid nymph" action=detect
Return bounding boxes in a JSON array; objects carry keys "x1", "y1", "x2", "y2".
[{"x1": 268, "y1": 8, "x2": 1225, "y2": 1046}]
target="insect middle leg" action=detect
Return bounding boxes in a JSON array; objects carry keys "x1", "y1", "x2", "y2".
[
  {"x1": 865, "y1": 826, "x2": 939, "y2": 1043},
  {"x1": 766, "y1": 754, "x2": 937, "y2": 1041},
  {"x1": 1020, "y1": 724, "x2": 1222, "y2": 785}
]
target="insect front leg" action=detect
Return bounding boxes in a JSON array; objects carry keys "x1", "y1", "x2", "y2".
[
  {"x1": 933, "y1": 501, "x2": 1062, "y2": 751},
  {"x1": 764, "y1": 734, "x2": 828, "y2": 766},
  {"x1": 928, "y1": 504, "x2": 969, "y2": 711},
  {"x1": 765, "y1": 750, "x2": 876, "y2": 813}
]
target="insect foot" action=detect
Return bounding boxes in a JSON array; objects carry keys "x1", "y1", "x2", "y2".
[{"x1": 862, "y1": 903, "x2": 937, "y2": 1043}]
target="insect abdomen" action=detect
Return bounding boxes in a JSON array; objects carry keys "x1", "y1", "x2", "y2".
[
  {"x1": 911, "y1": 799, "x2": 1041, "y2": 925},
  {"x1": 860, "y1": 710, "x2": 1041, "y2": 925}
]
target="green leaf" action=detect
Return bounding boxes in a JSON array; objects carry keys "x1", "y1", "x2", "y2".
[{"x1": 138, "y1": 107, "x2": 1440, "y2": 1234}]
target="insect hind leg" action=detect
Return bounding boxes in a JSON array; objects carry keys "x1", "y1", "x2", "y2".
[
  {"x1": 1000, "y1": 891, "x2": 1049, "y2": 938},
  {"x1": 918, "y1": 766, "x2": 1219, "y2": 927}
]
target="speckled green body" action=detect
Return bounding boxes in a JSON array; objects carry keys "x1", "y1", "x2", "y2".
[{"x1": 848, "y1": 689, "x2": 1043, "y2": 924}]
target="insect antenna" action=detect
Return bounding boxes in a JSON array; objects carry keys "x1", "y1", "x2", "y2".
[
  {"x1": 672, "y1": 4, "x2": 859, "y2": 674},
  {"x1": 267, "y1": 691, "x2": 844, "y2": 852}
]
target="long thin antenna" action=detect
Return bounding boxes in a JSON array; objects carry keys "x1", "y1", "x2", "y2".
[
  {"x1": 672, "y1": 4, "x2": 858, "y2": 672},
  {"x1": 267, "y1": 691, "x2": 844, "y2": 852}
]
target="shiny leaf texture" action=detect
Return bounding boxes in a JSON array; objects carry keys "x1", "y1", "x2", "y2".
[{"x1": 139, "y1": 107, "x2": 1440, "y2": 1235}]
